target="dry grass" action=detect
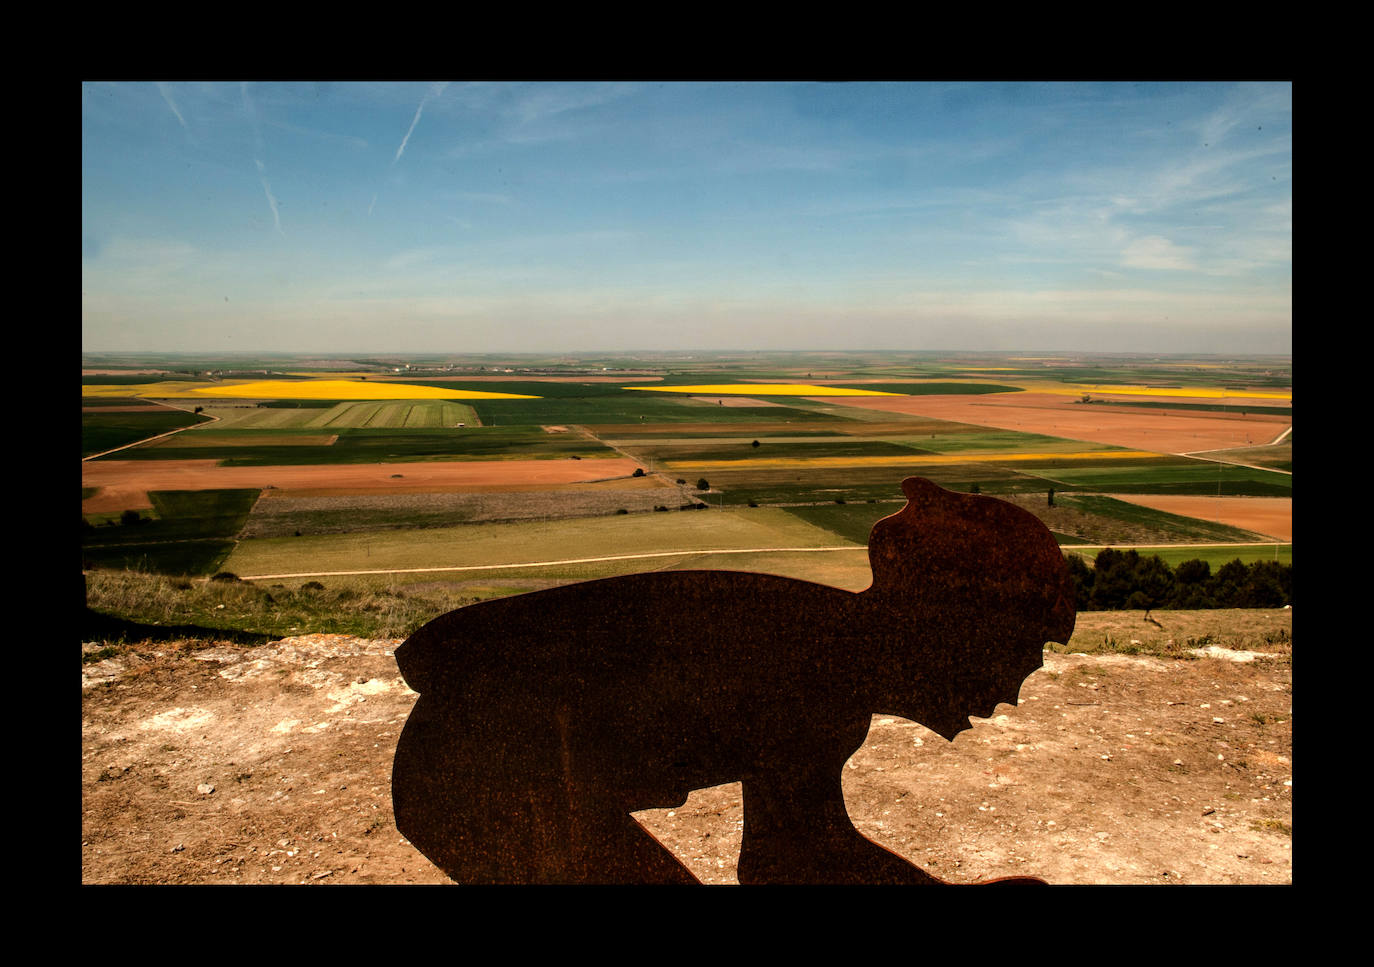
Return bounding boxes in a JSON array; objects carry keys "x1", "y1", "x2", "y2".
[
  {"x1": 83, "y1": 569, "x2": 472, "y2": 641},
  {"x1": 1064, "y1": 609, "x2": 1292, "y2": 661}
]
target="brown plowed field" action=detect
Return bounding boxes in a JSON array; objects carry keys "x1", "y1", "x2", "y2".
[
  {"x1": 1110, "y1": 496, "x2": 1293, "y2": 542},
  {"x1": 81, "y1": 457, "x2": 647, "y2": 514},
  {"x1": 825, "y1": 393, "x2": 1292, "y2": 454}
]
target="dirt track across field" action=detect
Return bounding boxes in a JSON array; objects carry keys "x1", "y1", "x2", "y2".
[{"x1": 826, "y1": 393, "x2": 1291, "y2": 454}]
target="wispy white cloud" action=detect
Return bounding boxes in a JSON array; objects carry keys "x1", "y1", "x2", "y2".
[
  {"x1": 510, "y1": 82, "x2": 636, "y2": 127},
  {"x1": 156, "y1": 82, "x2": 191, "y2": 136},
  {"x1": 1120, "y1": 235, "x2": 1195, "y2": 271},
  {"x1": 264, "y1": 117, "x2": 369, "y2": 149},
  {"x1": 256, "y1": 159, "x2": 285, "y2": 237},
  {"x1": 1192, "y1": 83, "x2": 1289, "y2": 149},
  {"x1": 383, "y1": 247, "x2": 445, "y2": 272}
]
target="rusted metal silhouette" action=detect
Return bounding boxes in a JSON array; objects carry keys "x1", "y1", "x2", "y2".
[{"x1": 392, "y1": 477, "x2": 1076, "y2": 884}]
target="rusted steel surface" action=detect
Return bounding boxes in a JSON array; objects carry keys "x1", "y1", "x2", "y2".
[{"x1": 392, "y1": 477, "x2": 1076, "y2": 884}]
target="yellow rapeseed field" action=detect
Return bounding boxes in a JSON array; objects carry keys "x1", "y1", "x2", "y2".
[
  {"x1": 82, "y1": 379, "x2": 538, "y2": 401},
  {"x1": 663, "y1": 449, "x2": 1164, "y2": 471},
  {"x1": 626, "y1": 383, "x2": 904, "y2": 397},
  {"x1": 82, "y1": 381, "x2": 208, "y2": 399}
]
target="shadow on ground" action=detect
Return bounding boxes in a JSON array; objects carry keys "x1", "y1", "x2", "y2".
[{"x1": 81, "y1": 608, "x2": 277, "y2": 647}]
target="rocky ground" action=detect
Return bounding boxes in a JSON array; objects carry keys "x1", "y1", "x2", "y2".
[{"x1": 82, "y1": 626, "x2": 1292, "y2": 886}]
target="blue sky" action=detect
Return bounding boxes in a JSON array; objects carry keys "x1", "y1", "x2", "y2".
[{"x1": 81, "y1": 81, "x2": 1292, "y2": 355}]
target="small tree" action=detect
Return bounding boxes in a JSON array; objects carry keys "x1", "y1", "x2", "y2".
[
  {"x1": 751, "y1": 440, "x2": 760, "y2": 448},
  {"x1": 632, "y1": 468, "x2": 645, "y2": 477},
  {"x1": 696, "y1": 478, "x2": 710, "y2": 491},
  {"x1": 1048, "y1": 487, "x2": 1055, "y2": 507}
]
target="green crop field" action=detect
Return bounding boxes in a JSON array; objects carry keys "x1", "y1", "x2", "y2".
[
  {"x1": 82, "y1": 406, "x2": 211, "y2": 457},
  {"x1": 628, "y1": 438, "x2": 937, "y2": 465},
  {"x1": 81, "y1": 488, "x2": 261, "y2": 575},
  {"x1": 469, "y1": 393, "x2": 852, "y2": 427},
  {"x1": 304, "y1": 400, "x2": 480, "y2": 429},
  {"x1": 780, "y1": 501, "x2": 905, "y2": 544},
  {"x1": 1093, "y1": 399, "x2": 1293, "y2": 417},
  {"x1": 150, "y1": 430, "x2": 341, "y2": 449},
  {"x1": 192, "y1": 406, "x2": 336, "y2": 430},
  {"x1": 82, "y1": 352, "x2": 1292, "y2": 613},
  {"x1": 81, "y1": 541, "x2": 238, "y2": 575},
  {"x1": 1065, "y1": 544, "x2": 1292, "y2": 569},
  {"x1": 106, "y1": 425, "x2": 618, "y2": 465},
  {"x1": 1041, "y1": 461, "x2": 1292, "y2": 496},
  {"x1": 908, "y1": 431, "x2": 1130, "y2": 454}
]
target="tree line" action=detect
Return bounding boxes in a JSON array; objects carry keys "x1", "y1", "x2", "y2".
[{"x1": 1066, "y1": 549, "x2": 1292, "y2": 611}]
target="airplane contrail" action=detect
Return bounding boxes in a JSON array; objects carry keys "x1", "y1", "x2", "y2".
[{"x1": 393, "y1": 81, "x2": 450, "y2": 164}]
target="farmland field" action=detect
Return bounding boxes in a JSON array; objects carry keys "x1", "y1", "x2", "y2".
[
  {"x1": 828, "y1": 392, "x2": 1292, "y2": 454},
  {"x1": 117, "y1": 425, "x2": 619, "y2": 466},
  {"x1": 82, "y1": 400, "x2": 211, "y2": 457},
  {"x1": 81, "y1": 351, "x2": 1291, "y2": 586},
  {"x1": 81, "y1": 488, "x2": 260, "y2": 574},
  {"x1": 1106, "y1": 495, "x2": 1292, "y2": 541},
  {"x1": 222, "y1": 507, "x2": 855, "y2": 580}
]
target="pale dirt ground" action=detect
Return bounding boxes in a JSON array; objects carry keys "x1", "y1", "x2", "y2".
[
  {"x1": 81, "y1": 458, "x2": 649, "y2": 514},
  {"x1": 82, "y1": 618, "x2": 1292, "y2": 886},
  {"x1": 1109, "y1": 496, "x2": 1292, "y2": 542},
  {"x1": 828, "y1": 393, "x2": 1292, "y2": 455}
]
